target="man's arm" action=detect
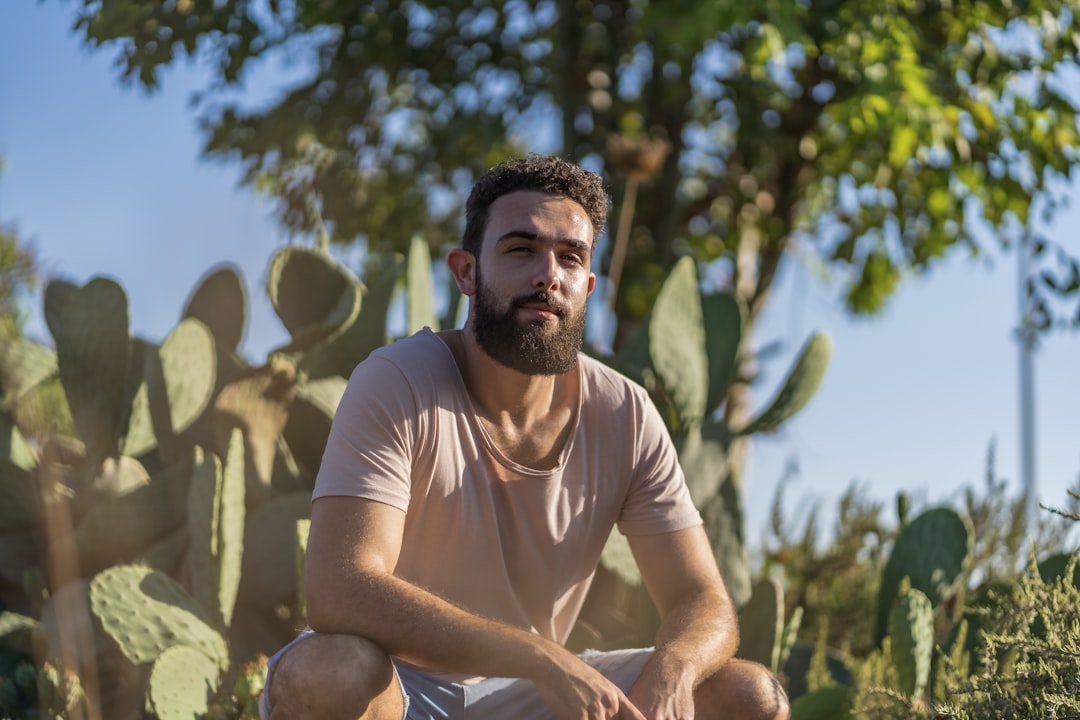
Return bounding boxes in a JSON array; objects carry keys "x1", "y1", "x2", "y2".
[
  {"x1": 304, "y1": 494, "x2": 647, "y2": 720},
  {"x1": 625, "y1": 525, "x2": 739, "y2": 718}
]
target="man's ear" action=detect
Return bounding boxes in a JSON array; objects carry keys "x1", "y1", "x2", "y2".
[
  {"x1": 447, "y1": 248, "x2": 477, "y2": 296},
  {"x1": 586, "y1": 272, "x2": 596, "y2": 297}
]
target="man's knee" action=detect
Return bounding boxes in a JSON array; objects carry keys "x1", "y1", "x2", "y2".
[
  {"x1": 267, "y1": 633, "x2": 400, "y2": 720},
  {"x1": 697, "y1": 659, "x2": 789, "y2": 720}
]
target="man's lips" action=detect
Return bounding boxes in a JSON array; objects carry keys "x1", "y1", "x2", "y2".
[
  {"x1": 518, "y1": 303, "x2": 562, "y2": 320},
  {"x1": 514, "y1": 295, "x2": 565, "y2": 319}
]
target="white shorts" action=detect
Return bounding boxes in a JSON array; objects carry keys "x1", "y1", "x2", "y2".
[{"x1": 259, "y1": 628, "x2": 653, "y2": 720}]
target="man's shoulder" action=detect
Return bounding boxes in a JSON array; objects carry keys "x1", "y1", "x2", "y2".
[
  {"x1": 353, "y1": 328, "x2": 457, "y2": 388},
  {"x1": 577, "y1": 352, "x2": 650, "y2": 408},
  {"x1": 366, "y1": 328, "x2": 450, "y2": 367}
]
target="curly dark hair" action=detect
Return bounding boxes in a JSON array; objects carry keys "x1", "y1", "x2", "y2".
[{"x1": 463, "y1": 155, "x2": 609, "y2": 256}]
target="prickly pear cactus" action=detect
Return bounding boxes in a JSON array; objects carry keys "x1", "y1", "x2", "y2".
[
  {"x1": 298, "y1": 253, "x2": 401, "y2": 381},
  {"x1": 75, "y1": 453, "x2": 193, "y2": 574},
  {"x1": 674, "y1": 420, "x2": 746, "y2": 602},
  {"x1": 123, "y1": 317, "x2": 217, "y2": 459},
  {"x1": 267, "y1": 246, "x2": 362, "y2": 354},
  {"x1": 187, "y1": 431, "x2": 246, "y2": 631},
  {"x1": 218, "y1": 429, "x2": 247, "y2": 629},
  {"x1": 183, "y1": 265, "x2": 247, "y2": 354},
  {"x1": 888, "y1": 587, "x2": 934, "y2": 699},
  {"x1": 44, "y1": 277, "x2": 131, "y2": 462},
  {"x1": 789, "y1": 685, "x2": 851, "y2": 720},
  {"x1": 212, "y1": 358, "x2": 298, "y2": 501},
  {"x1": 407, "y1": 235, "x2": 438, "y2": 335},
  {"x1": 238, "y1": 492, "x2": 312, "y2": 612},
  {"x1": 701, "y1": 291, "x2": 745, "y2": 412},
  {"x1": 147, "y1": 644, "x2": 220, "y2": 720},
  {"x1": 738, "y1": 331, "x2": 831, "y2": 435},
  {"x1": 283, "y1": 375, "x2": 346, "y2": 476},
  {"x1": 648, "y1": 256, "x2": 708, "y2": 430},
  {"x1": 88, "y1": 564, "x2": 228, "y2": 670},
  {"x1": 875, "y1": 507, "x2": 971, "y2": 645},
  {"x1": 737, "y1": 577, "x2": 785, "y2": 672}
]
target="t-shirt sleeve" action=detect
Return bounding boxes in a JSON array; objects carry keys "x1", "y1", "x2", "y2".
[
  {"x1": 312, "y1": 355, "x2": 417, "y2": 511},
  {"x1": 616, "y1": 389, "x2": 703, "y2": 535}
]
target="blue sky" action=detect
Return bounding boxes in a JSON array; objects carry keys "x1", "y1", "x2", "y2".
[{"x1": 2, "y1": 2, "x2": 1078, "y2": 551}]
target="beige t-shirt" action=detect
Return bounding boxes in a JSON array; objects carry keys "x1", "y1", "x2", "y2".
[{"x1": 314, "y1": 328, "x2": 702, "y2": 649}]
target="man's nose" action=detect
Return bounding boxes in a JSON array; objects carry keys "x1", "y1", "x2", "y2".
[{"x1": 532, "y1": 251, "x2": 560, "y2": 290}]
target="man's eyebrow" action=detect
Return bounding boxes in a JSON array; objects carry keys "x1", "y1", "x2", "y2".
[
  {"x1": 496, "y1": 231, "x2": 591, "y2": 251},
  {"x1": 496, "y1": 230, "x2": 539, "y2": 244}
]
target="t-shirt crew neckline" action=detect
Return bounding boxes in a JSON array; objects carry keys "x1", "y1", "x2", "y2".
[{"x1": 430, "y1": 328, "x2": 584, "y2": 478}]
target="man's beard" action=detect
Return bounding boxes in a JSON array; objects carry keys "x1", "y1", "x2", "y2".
[{"x1": 472, "y1": 272, "x2": 586, "y2": 376}]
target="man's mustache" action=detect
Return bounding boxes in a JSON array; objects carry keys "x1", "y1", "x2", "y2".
[{"x1": 512, "y1": 291, "x2": 568, "y2": 317}]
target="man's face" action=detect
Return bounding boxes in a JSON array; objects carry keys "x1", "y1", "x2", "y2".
[{"x1": 470, "y1": 191, "x2": 596, "y2": 375}]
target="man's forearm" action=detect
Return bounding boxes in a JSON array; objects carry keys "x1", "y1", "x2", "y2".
[
  {"x1": 306, "y1": 567, "x2": 564, "y2": 682},
  {"x1": 649, "y1": 589, "x2": 739, "y2": 688}
]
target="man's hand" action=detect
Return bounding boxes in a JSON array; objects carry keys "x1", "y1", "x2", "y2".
[
  {"x1": 626, "y1": 655, "x2": 696, "y2": 720},
  {"x1": 533, "y1": 653, "x2": 649, "y2": 720}
]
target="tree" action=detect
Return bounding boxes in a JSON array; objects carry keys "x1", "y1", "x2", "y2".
[
  {"x1": 0, "y1": 160, "x2": 38, "y2": 339},
  {"x1": 66, "y1": 0, "x2": 1080, "y2": 598}
]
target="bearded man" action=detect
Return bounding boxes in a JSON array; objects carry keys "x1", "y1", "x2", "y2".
[{"x1": 260, "y1": 155, "x2": 790, "y2": 720}]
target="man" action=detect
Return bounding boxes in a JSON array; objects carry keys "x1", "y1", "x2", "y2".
[{"x1": 261, "y1": 155, "x2": 790, "y2": 720}]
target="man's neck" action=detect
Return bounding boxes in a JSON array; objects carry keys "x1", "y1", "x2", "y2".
[
  {"x1": 450, "y1": 326, "x2": 573, "y2": 429},
  {"x1": 442, "y1": 327, "x2": 578, "y2": 470}
]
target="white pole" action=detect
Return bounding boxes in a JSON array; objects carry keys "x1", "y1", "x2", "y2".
[{"x1": 1018, "y1": 235, "x2": 1037, "y2": 542}]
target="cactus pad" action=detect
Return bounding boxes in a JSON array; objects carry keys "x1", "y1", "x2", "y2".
[
  {"x1": 298, "y1": 252, "x2": 400, "y2": 380},
  {"x1": 89, "y1": 564, "x2": 228, "y2": 669},
  {"x1": 45, "y1": 277, "x2": 131, "y2": 461},
  {"x1": 788, "y1": 685, "x2": 851, "y2": 719},
  {"x1": 737, "y1": 577, "x2": 784, "y2": 671},
  {"x1": 218, "y1": 428, "x2": 247, "y2": 629},
  {"x1": 147, "y1": 645, "x2": 220, "y2": 720},
  {"x1": 187, "y1": 446, "x2": 224, "y2": 626},
  {"x1": 648, "y1": 256, "x2": 708, "y2": 429},
  {"x1": 296, "y1": 518, "x2": 311, "y2": 620},
  {"x1": 598, "y1": 528, "x2": 642, "y2": 587},
  {"x1": 888, "y1": 586, "x2": 934, "y2": 699},
  {"x1": 875, "y1": 506, "x2": 970, "y2": 644},
  {"x1": 738, "y1": 331, "x2": 831, "y2": 435},
  {"x1": 238, "y1": 492, "x2": 313, "y2": 610},
  {"x1": 158, "y1": 319, "x2": 218, "y2": 437},
  {"x1": 212, "y1": 359, "x2": 298, "y2": 497},
  {"x1": 183, "y1": 265, "x2": 247, "y2": 353},
  {"x1": 283, "y1": 376, "x2": 346, "y2": 475},
  {"x1": 76, "y1": 453, "x2": 193, "y2": 574},
  {"x1": 407, "y1": 234, "x2": 437, "y2": 334},
  {"x1": 267, "y1": 246, "x2": 362, "y2": 353},
  {"x1": 123, "y1": 319, "x2": 217, "y2": 459},
  {"x1": 701, "y1": 291, "x2": 745, "y2": 412}
]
